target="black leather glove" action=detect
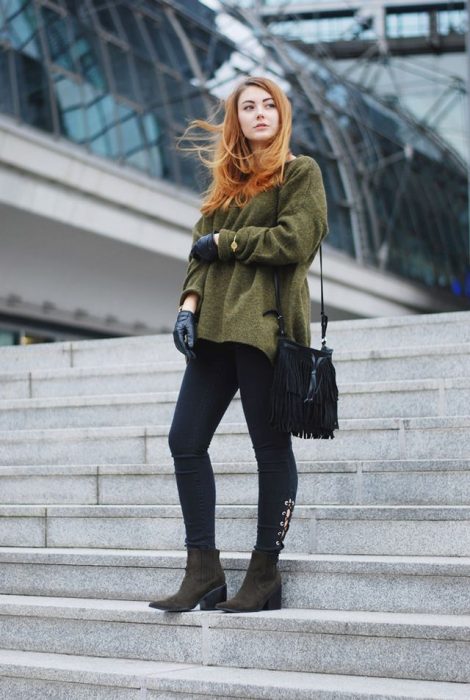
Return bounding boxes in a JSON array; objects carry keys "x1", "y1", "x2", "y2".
[
  {"x1": 190, "y1": 233, "x2": 218, "y2": 262},
  {"x1": 173, "y1": 310, "x2": 197, "y2": 360}
]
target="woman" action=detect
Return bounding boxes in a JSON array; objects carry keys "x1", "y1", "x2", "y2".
[{"x1": 149, "y1": 76, "x2": 329, "y2": 614}]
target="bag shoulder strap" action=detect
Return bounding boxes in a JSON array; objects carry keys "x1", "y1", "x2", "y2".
[{"x1": 272, "y1": 245, "x2": 328, "y2": 347}]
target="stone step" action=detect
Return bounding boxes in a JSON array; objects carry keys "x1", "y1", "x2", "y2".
[
  {"x1": 1, "y1": 548, "x2": 469, "y2": 615},
  {"x1": 2, "y1": 650, "x2": 469, "y2": 700},
  {"x1": 0, "y1": 377, "x2": 468, "y2": 431},
  {"x1": 0, "y1": 596, "x2": 469, "y2": 683},
  {"x1": 1, "y1": 504, "x2": 470, "y2": 555},
  {"x1": 1, "y1": 459, "x2": 470, "y2": 506},
  {"x1": 327, "y1": 310, "x2": 470, "y2": 351},
  {"x1": 0, "y1": 311, "x2": 469, "y2": 373},
  {"x1": 1, "y1": 344, "x2": 469, "y2": 402},
  {"x1": 0, "y1": 416, "x2": 468, "y2": 467}
]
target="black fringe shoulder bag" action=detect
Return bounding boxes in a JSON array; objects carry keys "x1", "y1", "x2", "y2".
[{"x1": 264, "y1": 247, "x2": 339, "y2": 439}]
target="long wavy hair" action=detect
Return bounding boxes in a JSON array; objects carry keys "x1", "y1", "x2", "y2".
[{"x1": 176, "y1": 76, "x2": 293, "y2": 215}]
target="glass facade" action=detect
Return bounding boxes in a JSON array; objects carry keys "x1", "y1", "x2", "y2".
[
  {"x1": 0, "y1": 0, "x2": 232, "y2": 189},
  {"x1": 280, "y1": 43, "x2": 468, "y2": 294},
  {"x1": 0, "y1": 0, "x2": 468, "y2": 299}
]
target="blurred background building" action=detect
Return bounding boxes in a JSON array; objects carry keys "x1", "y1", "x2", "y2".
[{"x1": 0, "y1": 0, "x2": 468, "y2": 346}]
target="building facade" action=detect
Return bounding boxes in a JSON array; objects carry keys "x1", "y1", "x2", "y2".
[{"x1": 0, "y1": 0, "x2": 468, "y2": 346}]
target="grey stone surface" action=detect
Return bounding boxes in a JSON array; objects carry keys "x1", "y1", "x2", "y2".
[
  {"x1": 0, "y1": 375, "x2": 29, "y2": 400},
  {"x1": 99, "y1": 471, "x2": 357, "y2": 506},
  {"x1": 0, "y1": 349, "x2": 468, "y2": 406},
  {"x1": 0, "y1": 311, "x2": 468, "y2": 374},
  {"x1": 0, "y1": 393, "x2": 244, "y2": 431},
  {"x1": 42, "y1": 505, "x2": 310, "y2": 552},
  {"x1": 0, "y1": 312, "x2": 470, "y2": 371},
  {"x1": 0, "y1": 473, "x2": 97, "y2": 505},
  {"x1": 315, "y1": 519, "x2": 470, "y2": 556},
  {"x1": 3, "y1": 460, "x2": 470, "y2": 507},
  {"x1": 1, "y1": 597, "x2": 469, "y2": 682},
  {"x1": 33, "y1": 364, "x2": 184, "y2": 398},
  {"x1": 325, "y1": 311, "x2": 470, "y2": 350},
  {"x1": 70, "y1": 336, "x2": 176, "y2": 369},
  {"x1": 0, "y1": 426, "x2": 146, "y2": 466},
  {"x1": 2, "y1": 504, "x2": 470, "y2": 554},
  {"x1": 0, "y1": 312, "x2": 470, "y2": 695},
  {"x1": 144, "y1": 416, "x2": 470, "y2": 463},
  {"x1": 1, "y1": 378, "x2": 469, "y2": 434},
  {"x1": 339, "y1": 384, "x2": 440, "y2": 419},
  {"x1": 335, "y1": 345, "x2": 470, "y2": 383},
  {"x1": 207, "y1": 623, "x2": 470, "y2": 683},
  {"x1": 0, "y1": 597, "x2": 202, "y2": 665},
  {"x1": 2, "y1": 375, "x2": 470, "y2": 434},
  {"x1": 0, "y1": 311, "x2": 468, "y2": 373},
  {"x1": 2, "y1": 650, "x2": 470, "y2": 700},
  {"x1": 0, "y1": 615, "x2": 201, "y2": 665},
  {"x1": 0, "y1": 678, "x2": 138, "y2": 700},
  {"x1": 361, "y1": 470, "x2": 470, "y2": 505},
  {"x1": 1, "y1": 549, "x2": 470, "y2": 615},
  {"x1": 0, "y1": 507, "x2": 45, "y2": 547},
  {"x1": 0, "y1": 342, "x2": 73, "y2": 372},
  {"x1": 146, "y1": 670, "x2": 470, "y2": 700}
]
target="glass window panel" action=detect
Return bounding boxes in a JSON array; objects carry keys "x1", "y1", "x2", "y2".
[
  {"x1": 90, "y1": 0, "x2": 120, "y2": 37},
  {"x1": 117, "y1": 105, "x2": 140, "y2": 150},
  {"x1": 106, "y1": 42, "x2": 137, "y2": 101},
  {"x1": 82, "y1": 86, "x2": 119, "y2": 158},
  {"x1": 386, "y1": 12, "x2": 429, "y2": 39},
  {"x1": 437, "y1": 9, "x2": 466, "y2": 35},
  {"x1": 143, "y1": 113, "x2": 164, "y2": 178},
  {"x1": 73, "y1": 29, "x2": 107, "y2": 91},
  {"x1": 142, "y1": 14, "x2": 185, "y2": 71},
  {"x1": 53, "y1": 72, "x2": 88, "y2": 142},
  {"x1": 185, "y1": 87, "x2": 206, "y2": 123},
  {"x1": 0, "y1": 329, "x2": 18, "y2": 346},
  {"x1": 133, "y1": 56, "x2": 157, "y2": 107},
  {"x1": 0, "y1": 49, "x2": 15, "y2": 116},
  {"x1": 115, "y1": 5, "x2": 149, "y2": 53},
  {"x1": 41, "y1": 6, "x2": 74, "y2": 70},
  {"x1": 142, "y1": 112, "x2": 158, "y2": 141},
  {"x1": 271, "y1": 16, "x2": 362, "y2": 43},
  {"x1": 121, "y1": 113, "x2": 150, "y2": 172},
  {"x1": 160, "y1": 71, "x2": 188, "y2": 121},
  {"x1": 3, "y1": 0, "x2": 41, "y2": 58},
  {"x1": 125, "y1": 147, "x2": 148, "y2": 172},
  {"x1": 15, "y1": 51, "x2": 53, "y2": 132}
]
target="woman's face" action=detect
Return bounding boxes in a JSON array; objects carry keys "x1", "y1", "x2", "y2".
[{"x1": 237, "y1": 85, "x2": 280, "y2": 150}]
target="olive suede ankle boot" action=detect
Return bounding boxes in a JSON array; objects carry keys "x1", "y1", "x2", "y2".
[
  {"x1": 148, "y1": 548, "x2": 226, "y2": 612},
  {"x1": 215, "y1": 549, "x2": 281, "y2": 613}
]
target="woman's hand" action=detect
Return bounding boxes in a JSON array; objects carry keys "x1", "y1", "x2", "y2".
[
  {"x1": 190, "y1": 233, "x2": 219, "y2": 262},
  {"x1": 173, "y1": 310, "x2": 197, "y2": 360}
]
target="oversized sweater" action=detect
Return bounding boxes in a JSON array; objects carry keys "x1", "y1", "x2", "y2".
[{"x1": 179, "y1": 155, "x2": 329, "y2": 364}]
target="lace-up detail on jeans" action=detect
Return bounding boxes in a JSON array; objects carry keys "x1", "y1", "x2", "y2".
[{"x1": 276, "y1": 498, "x2": 295, "y2": 546}]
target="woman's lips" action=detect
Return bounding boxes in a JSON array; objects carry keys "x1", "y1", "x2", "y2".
[{"x1": 255, "y1": 124, "x2": 268, "y2": 129}]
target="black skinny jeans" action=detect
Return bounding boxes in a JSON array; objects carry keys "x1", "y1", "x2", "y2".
[{"x1": 168, "y1": 339, "x2": 298, "y2": 555}]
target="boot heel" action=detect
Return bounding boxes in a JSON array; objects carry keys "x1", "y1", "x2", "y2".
[
  {"x1": 263, "y1": 584, "x2": 282, "y2": 611},
  {"x1": 200, "y1": 583, "x2": 227, "y2": 610}
]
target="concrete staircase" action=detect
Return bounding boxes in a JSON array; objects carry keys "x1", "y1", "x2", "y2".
[{"x1": 0, "y1": 310, "x2": 469, "y2": 699}]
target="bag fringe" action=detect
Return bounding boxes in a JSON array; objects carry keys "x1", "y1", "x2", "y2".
[{"x1": 269, "y1": 339, "x2": 339, "y2": 439}]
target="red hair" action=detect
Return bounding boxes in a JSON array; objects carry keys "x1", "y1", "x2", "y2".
[{"x1": 176, "y1": 76, "x2": 293, "y2": 215}]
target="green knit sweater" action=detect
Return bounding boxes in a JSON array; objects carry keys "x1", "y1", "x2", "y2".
[{"x1": 179, "y1": 155, "x2": 329, "y2": 363}]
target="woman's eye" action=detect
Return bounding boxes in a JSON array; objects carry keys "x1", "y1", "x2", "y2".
[{"x1": 242, "y1": 104, "x2": 276, "y2": 110}]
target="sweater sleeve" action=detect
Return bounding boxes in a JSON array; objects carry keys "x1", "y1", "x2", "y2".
[
  {"x1": 179, "y1": 215, "x2": 209, "y2": 312},
  {"x1": 217, "y1": 159, "x2": 328, "y2": 266}
]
